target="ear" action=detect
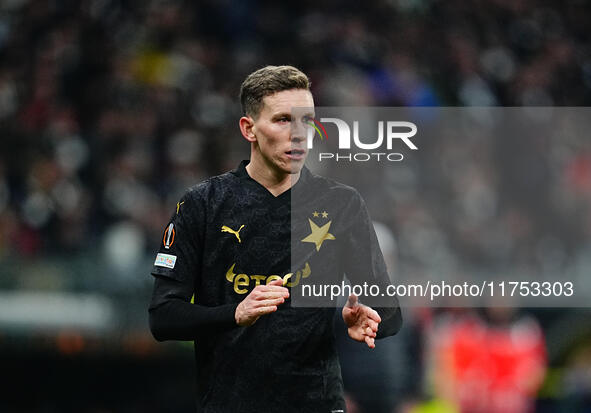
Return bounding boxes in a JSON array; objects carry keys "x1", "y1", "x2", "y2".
[{"x1": 239, "y1": 116, "x2": 256, "y2": 143}]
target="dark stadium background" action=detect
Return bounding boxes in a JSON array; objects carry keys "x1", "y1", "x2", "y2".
[{"x1": 1, "y1": 0, "x2": 591, "y2": 412}]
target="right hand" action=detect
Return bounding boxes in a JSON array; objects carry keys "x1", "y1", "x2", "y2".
[{"x1": 235, "y1": 279, "x2": 290, "y2": 326}]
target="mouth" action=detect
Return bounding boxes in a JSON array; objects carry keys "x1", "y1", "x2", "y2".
[{"x1": 285, "y1": 149, "x2": 306, "y2": 160}]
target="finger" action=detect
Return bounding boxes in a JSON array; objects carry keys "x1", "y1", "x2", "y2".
[
  {"x1": 346, "y1": 294, "x2": 358, "y2": 308},
  {"x1": 365, "y1": 336, "x2": 375, "y2": 349},
  {"x1": 258, "y1": 284, "x2": 289, "y2": 292},
  {"x1": 254, "y1": 306, "x2": 277, "y2": 315},
  {"x1": 364, "y1": 307, "x2": 381, "y2": 323},
  {"x1": 254, "y1": 291, "x2": 289, "y2": 300},
  {"x1": 252, "y1": 291, "x2": 289, "y2": 302},
  {"x1": 347, "y1": 328, "x2": 364, "y2": 342},
  {"x1": 268, "y1": 278, "x2": 283, "y2": 285},
  {"x1": 343, "y1": 304, "x2": 358, "y2": 315},
  {"x1": 258, "y1": 285, "x2": 290, "y2": 296},
  {"x1": 268, "y1": 279, "x2": 286, "y2": 287},
  {"x1": 366, "y1": 319, "x2": 379, "y2": 332},
  {"x1": 253, "y1": 297, "x2": 286, "y2": 308},
  {"x1": 365, "y1": 326, "x2": 376, "y2": 338}
]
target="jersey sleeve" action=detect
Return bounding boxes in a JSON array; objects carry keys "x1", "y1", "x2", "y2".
[
  {"x1": 151, "y1": 192, "x2": 201, "y2": 285},
  {"x1": 148, "y1": 191, "x2": 238, "y2": 341},
  {"x1": 340, "y1": 190, "x2": 402, "y2": 339}
]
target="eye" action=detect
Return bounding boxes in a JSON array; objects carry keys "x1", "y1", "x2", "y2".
[{"x1": 302, "y1": 115, "x2": 316, "y2": 126}]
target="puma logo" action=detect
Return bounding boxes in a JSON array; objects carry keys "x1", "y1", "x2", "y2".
[
  {"x1": 221, "y1": 225, "x2": 245, "y2": 243},
  {"x1": 176, "y1": 201, "x2": 185, "y2": 214}
]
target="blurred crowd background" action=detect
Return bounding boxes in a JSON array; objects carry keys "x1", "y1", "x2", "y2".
[{"x1": 1, "y1": 0, "x2": 591, "y2": 412}]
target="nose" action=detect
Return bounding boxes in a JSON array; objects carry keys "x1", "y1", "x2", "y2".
[{"x1": 291, "y1": 134, "x2": 305, "y2": 144}]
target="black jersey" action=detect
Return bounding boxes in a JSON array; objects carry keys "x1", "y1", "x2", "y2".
[{"x1": 149, "y1": 160, "x2": 401, "y2": 413}]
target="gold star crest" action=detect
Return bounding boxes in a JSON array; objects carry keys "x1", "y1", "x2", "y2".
[{"x1": 301, "y1": 219, "x2": 335, "y2": 251}]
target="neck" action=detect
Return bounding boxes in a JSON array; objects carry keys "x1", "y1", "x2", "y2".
[{"x1": 246, "y1": 155, "x2": 301, "y2": 197}]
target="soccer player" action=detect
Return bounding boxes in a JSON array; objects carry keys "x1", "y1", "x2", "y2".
[{"x1": 149, "y1": 65, "x2": 402, "y2": 412}]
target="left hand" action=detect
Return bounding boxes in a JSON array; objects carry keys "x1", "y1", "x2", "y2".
[{"x1": 342, "y1": 294, "x2": 381, "y2": 348}]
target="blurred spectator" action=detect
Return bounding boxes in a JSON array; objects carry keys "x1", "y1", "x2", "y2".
[{"x1": 427, "y1": 308, "x2": 547, "y2": 413}]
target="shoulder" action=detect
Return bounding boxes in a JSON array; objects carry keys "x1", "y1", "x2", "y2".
[
  {"x1": 182, "y1": 170, "x2": 239, "y2": 202},
  {"x1": 171, "y1": 170, "x2": 241, "y2": 220}
]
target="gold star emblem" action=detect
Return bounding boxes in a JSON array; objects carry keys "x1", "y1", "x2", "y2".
[
  {"x1": 301, "y1": 219, "x2": 335, "y2": 251},
  {"x1": 321, "y1": 211, "x2": 328, "y2": 218},
  {"x1": 313, "y1": 211, "x2": 319, "y2": 217}
]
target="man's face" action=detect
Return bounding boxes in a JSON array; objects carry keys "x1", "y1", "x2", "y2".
[{"x1": 250, "y1": 89, "x2": 314, "y2": 175}]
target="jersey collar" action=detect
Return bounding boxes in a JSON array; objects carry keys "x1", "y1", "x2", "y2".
[
  {"x1": 231, "y1": 159, "x2": 312, "y2": 199},
  {"x1": 232, "y1": 159, "x2": 311, "y2": 186}
]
